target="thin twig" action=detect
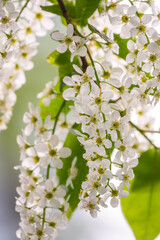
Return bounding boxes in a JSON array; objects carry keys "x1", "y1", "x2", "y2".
[
  {"x1": 130, "y1": 121, "x2": 159, "y2": 149},
  {"x1": 41, "y1": 100, "x2": 65, "y2": 230},
  {"x1": 85, "y1": 45, "x2": 100, "y2": 87},
  {"x1": 16, "y1": 0, "x2": 30, "y2": 22},
  {"x1": 142, "y1": 129, "x2": 160, "y2": 134}
]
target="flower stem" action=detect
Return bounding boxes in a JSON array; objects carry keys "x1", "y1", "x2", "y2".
[
  {"x1": 41, "y1": 100, "x2": 65, "y2": 232},
  {"x1": 129, "y1": 121, "x2": 159, "y2": 149},
  {"x1": 85, "y1": 45, "x2": 100, "y2": 87},
  {"x1": 16, "y1": 0, "x2": 30, "y2": 22},
  {"x1": 128, "y1": 0, "x2": 133, "y2": 5},
  {"x1": 142, "y1": 129, "x2": 160, "y2": 134}
]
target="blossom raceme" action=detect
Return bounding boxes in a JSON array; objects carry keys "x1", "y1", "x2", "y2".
[
  {"x1": 16, "y1": 102, "x2": 74, "y2": 240},
  {"x1": 15, "y1": 0, "x2": 160, "y2": 239},
  {"x1": 0, "y1": 0, "x2": 54, "y2": 131}
]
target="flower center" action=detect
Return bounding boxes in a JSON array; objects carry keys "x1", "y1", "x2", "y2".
[
  {"x1": 103, "y1": 71, "x2": 110, "y2": 79},
  {"x1": 95, "y1": 97, "x2": 102, "y2": 105},
  {"x1": 61, "y1": 121, "x2": 68, "y2": 128},
  {"x1": 35, "y1": 12, "x2": 43, "y2": 20},
  {"x1": 112, "y1": 121, "x2": 119, "y2": 129},
  {"x1": 49, "y1": 149, "x2": 57, "y2": 157},
  {"x1": 1, "y1": 16, "x2": 10, "y2": 24},
  {"x1": 36, "y1": 230, "x2": 43, "y2": 237},
  {"x1": 137, "y1": 25, "x2": 146, "y2": 33},
  {"x1": 122, "y1": 15, "x2": 129, "y2": 23},
  {"x1": 74, "y1": 84, "x2": 80, "y2": 93},
  {"x1": 26, "y1": 27, "x2": 32, "y2": 34},
  {"x1": 31, "y1": 116, "x2": 37, "y2": 123},
  {"x1": 93, "y1": 181, "x2": 100, "y2": 188},
  {"x1": 49, "y1": 222, "x2": 56, "y2": 228},
  {"x1": 134, "y1": 49, "x2": 139, "y2": 56},
  {"x1": 141, "y1": 75, "x2": 148, "y2": 83},
  {"x1": 149, "y1": 54, "x2": 157, "y2": 62},
  {"x1": 96, "y1": 137, "x2": 103, "y2": 145},
  {"x1": 119, "y1": 145, "x2": 126, "y2": 152},
  {"x1": 90, "y1": 116, "x2": 97, "y2": 123},
  {"x1": 98, "y1": 167, "x2": 105, "y2": 174},
  {"x1": 65, "y1": 37, "x2": 72, "y2": 45},
  {"x1": 45, "y1": 192, "x2": 53, "y2": 199},
  {"x1": 111, "y1": 189, "x2": 119, "y2": 197},
  {"x1": 34, "y1": 155, "x2": 39, "y2": 163}
]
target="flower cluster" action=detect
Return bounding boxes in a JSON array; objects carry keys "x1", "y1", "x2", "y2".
[
  {"x1": 51, "y1": 24, "x2": 87, "y2": 61},
  {"x1": 16, "y1": 0, "x2": 160, "y2": 238},
  {"x1": 0, "y1": 0, "x2": 54, "y2": 130},
  {"x1": 16, "y1": 102, "x2": 75, "y2": 239},
  {"x1": 57, "y1": 0, "x2": 160, "y2": 217}
]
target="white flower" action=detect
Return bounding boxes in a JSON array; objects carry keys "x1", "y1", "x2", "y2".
[
  {"x1": 70, "y1": 36, "x2": 87, "y2": 61},
  {"x1": 51, "y1": 24, "x2": 74, "y2": 53},
  {"x1": 142, "y1": 42, "x2": 160, "y2": 72},
  {"x1": 66, "y1": 157, "x2": 78, "y2": 188},
  {"x1": 23, "y1": 102, "x2": 41, "y2": 136},
  {"x1": 79, "y1": 196, "x2": 99, "y2": 218},
  {"x1": 38, "y1": 177, "x2": 66, "y2": 208},
  {"x1": 35, "y1": 134, "x2": 71, "y2": 168}
]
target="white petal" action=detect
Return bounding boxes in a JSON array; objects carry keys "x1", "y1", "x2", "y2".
[
  {"x1": 57, "y1": 43, "x2": 68, "y2": 53},
  {"x1": 126, "y1": 53, "x2": 135, "y2": 63},
  {"x1": 142, "y1": 62, "x2": 152, "y2": 72},
  {"x1": 50, "y1": 134, "x2": 59, "y2": 147},
  {"x1": 119, "y1": 190, "x2": 129, "y2": 198},
  {"x1": 24, "y1": 124, "x2": 34, "y2": 136},
  {"x1": 138, "y1": 34, "x2": 147, "y2": 45},
  {"x1": 63, "y1": 88, "x2": 76, "y2": 100},
  {"x1": 59, "y1": 147, "x2": 71, "y2": 158},
  {"x1": 5, "y1": 2, "x2": 15, "y2": 12},
  {"x1": 45, "y1": 179, "x2": 53, "y2": 192},
  {"x1": 127, "y1": 40, "x2": 135, "y2": 51},
  {"x1": 103, "y1": 139, "x2": 112, "y2": 148},
  {"x1": 67, "y1": 24, "x2": 74, "y2": 37},
  {"x1": 51, "y1": 32, "x2": 65, "y2": 41},
  {"x1": 55, "y1": 188, "x2": 66, "y2": 198},
  {"x1": 142, "y1": 14, "x2": 152, "y2": 24},
  {"x1": 78, "y1": 46, "x2": 87, "y2": 57},
  {"x1": 73, "y1": 64, "x2": 83, "y2": 74},
  {"x1": 110, "y1": 197, "x2": 119, "y2": 208},
  {"x1": 127, "y1": 5, "x2": 137, "y2": 15},
  {"x1": 63, "y1": 76, "x2": 75, "y2": 86},
  {"x1": 86, "y1": 66, "x2": 95, "y2": 77},
  {"x1": 130, "y1": 16, "x2": 140, "y2": 26}
]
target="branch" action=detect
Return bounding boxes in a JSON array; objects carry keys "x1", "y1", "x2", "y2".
[
  {"x1": 57, "y1": 0, "x2": 70, "y2": 23},
  {"x1": 57, "y1": 0, "x2": 89, "y2": 72},
  {"x1": 130, "y1": 121, "x2": 159, "y2": 149}
]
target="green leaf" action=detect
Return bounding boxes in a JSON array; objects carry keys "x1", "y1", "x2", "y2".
[
  {"x1": 121, "y1": 149, "x2": 160, "y2": 240},
  {"x1": 47, "y1": 0, "x2": 57, "y2": 4},
  {"x1": 40, "y1": 96, "x2": 73, "y2": 120},
  {"x1": 75, "y1": 0, "x2": 102, "y2": 26},
  {"x1": 41, "y1": 2, "x2": 76, "y2": 19},
  {"x1": 114, "y1": 34, "x2": 129, "y2": 60},
  {"x1": 41, "y1": 5, "x2": 62, "y2": 15},
  {"x1": 47, "y1": 50, "x2": 80, "y2": 92},
  {"x1": 40, "y1": 96, "x2": 64, "y2": 120},
  {"x1": 47, "y1": 50, "x2": 71, "y2": 66},
  {"x1": 57, "y1": 125, "x2": 89, "y2": 218}
]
